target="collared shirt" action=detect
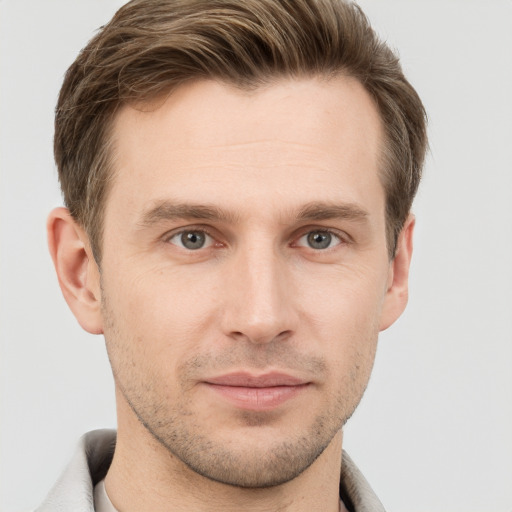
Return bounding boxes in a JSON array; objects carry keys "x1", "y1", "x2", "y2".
[
  {"x1": 93, "y1": 480, "x2": 116, "y2": 512},
  {"x1": 36, "y1": 430, "x2": 386, "y2": 512}
]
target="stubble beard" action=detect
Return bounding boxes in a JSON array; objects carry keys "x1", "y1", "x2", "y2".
[
  {"x1": 101, "y1": 292, "x2": 376, "y2": 489},
  {"x1": 119, "y1": 379, "x2": 356, "y2": 489}
]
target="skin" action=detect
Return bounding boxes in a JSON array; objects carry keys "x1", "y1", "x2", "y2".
[{"x1": 48, "y1": 76, "x2": 414, "y2": 512}]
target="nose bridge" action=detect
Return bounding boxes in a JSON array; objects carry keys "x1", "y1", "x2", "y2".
[{"x1": 222, "y1": 234, "x2": 296, "y2": 344}]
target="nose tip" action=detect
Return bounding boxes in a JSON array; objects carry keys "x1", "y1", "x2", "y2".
[{"x1": 230, "y1": 325, "x2": 293, "y2": 346}]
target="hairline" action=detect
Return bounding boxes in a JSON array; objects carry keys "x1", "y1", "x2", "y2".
[{"x1": 88, "y1": 74, "x2": 402, "y2": 264}]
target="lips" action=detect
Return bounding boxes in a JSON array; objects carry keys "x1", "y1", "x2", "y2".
[
  {"x1": 206, "y1": 372, "x2": 307, "y2": 387},
  {"x1": 203, "y1": 372, "x2": 310, "y2": 411}
]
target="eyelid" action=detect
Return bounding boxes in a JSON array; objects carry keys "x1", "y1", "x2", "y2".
[
  {"x1": 292, "y1": 226, "x2": 351, "y2": 249},
  {"x1": 162, "y1": 225, "x2": 221, "y2": 248},
  {"x1": 160, "y1": 224, "x2": 350, "y2": 250}
]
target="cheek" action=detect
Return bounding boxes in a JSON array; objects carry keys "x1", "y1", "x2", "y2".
[
  {"x1": 299, "y1": 260, "x2": 388, "y2": 328},
  {"x1": 298, "y1": 266, "x2": 384, "y2": 374},
  {"x1": 313, "y1": 290, "x2": 380, "y2": 411},
  {"x1": 102, "y1": 266, "x2": 221, "y2": 364}
]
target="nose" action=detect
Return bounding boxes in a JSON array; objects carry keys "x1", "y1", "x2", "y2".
[{"x1": 221, "y1": 240, "x2": 298, "y2": 345}]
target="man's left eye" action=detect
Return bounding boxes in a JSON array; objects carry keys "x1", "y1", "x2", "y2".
[
  {"x1": 296, "y1": 230, "x2": 342, "y2": 250},
  {"x1": 169, "y1": 230, "x2": 214, "y2": 250}
]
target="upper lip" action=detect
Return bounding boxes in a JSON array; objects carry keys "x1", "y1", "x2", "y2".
[{"x1": 205, "y1": 372, "x2": 308, "y2": 388}]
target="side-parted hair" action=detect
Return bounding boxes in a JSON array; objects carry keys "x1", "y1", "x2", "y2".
[{"x1": 55, "y1": 0, "x2": 427, "y2": 261}]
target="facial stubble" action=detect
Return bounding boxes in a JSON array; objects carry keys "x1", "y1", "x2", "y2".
[{"x1": 101, "y1": 287, "x2": 377, "y2": 489}]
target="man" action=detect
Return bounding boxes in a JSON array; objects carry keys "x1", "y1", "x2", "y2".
[{"x1": 38, "y1": 0, "x2": 427, "y2": 510}]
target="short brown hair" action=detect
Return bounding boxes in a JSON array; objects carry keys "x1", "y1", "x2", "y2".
[{"x1": 55, "y1": 0, "x2": 427, "y2": 261}]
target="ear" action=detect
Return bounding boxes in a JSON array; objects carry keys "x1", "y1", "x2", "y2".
[
  {"x1": 379, "y1": 214, "x2": 415, "y2": 331},
  {"x1": 47, "y1": 207, "x2": 103, "y2": 334}
]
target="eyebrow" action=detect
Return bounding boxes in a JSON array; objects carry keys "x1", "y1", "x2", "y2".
[
  {"x1": 138, "y1": 201, "x2": 239, "y2": 227},
  {"x1": 296, "y1": 202, "x2": 369, "y2": 223},
  {"x1": 138, "y1": 200, "x2": 369, "y2": 228}
]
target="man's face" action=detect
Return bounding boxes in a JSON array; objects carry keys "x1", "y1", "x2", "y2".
[{"x1": 98, "y1": 77, "x2": 401, "y2": 487}]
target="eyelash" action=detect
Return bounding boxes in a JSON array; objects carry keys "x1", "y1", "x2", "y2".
[
  {"x1": 293, "y1": 228, "x2": 346, "y2": 250},
  {"x1": 164, "y1": 227, "x2": 219, "y2": 250},
  {"x1": 163, "y1": 226, "x2": 350, "y2": 252}
]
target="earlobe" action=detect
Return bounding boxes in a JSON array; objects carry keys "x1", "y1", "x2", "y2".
[
  {"x1": 379, "y1": 214, "x2": 415, "y2": 331},
  {"x1": 47, "y1": 207, "x2": 104, "y2": 335}
]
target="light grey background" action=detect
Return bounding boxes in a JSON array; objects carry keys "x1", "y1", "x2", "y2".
[{"x1": 1, "y1": 1, "x2": 511, "y2": 511}]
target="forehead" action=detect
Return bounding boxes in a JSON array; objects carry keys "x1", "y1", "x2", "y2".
[{"x1": 107, "y1": 77, "x2": 384, "y2": 221}]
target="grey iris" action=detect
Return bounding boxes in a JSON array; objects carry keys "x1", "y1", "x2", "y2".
[
  {"x1": 181, "y1": 231, "x2": 206, "y2": 250},
  {"x1": 307, "y1": 231, "x2": 332, "y2": 249}
]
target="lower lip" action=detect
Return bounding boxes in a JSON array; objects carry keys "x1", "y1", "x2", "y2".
[{"x1": 205, "y1": 383, "x2": 309, "y2": 411}]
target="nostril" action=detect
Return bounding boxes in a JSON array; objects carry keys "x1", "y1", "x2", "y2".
[
  {"x1": 274, "y1": 330, "x2": 293, "y2": 342},
  {"x1": 229, "y1": 329, "x2": 293, "y2": 345}
]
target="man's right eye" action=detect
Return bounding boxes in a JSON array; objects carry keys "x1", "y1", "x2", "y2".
[{"x1": 168, "y1": 230, "x2": 214, "y2": 250}]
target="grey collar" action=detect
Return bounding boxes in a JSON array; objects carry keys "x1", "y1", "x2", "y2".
[{"x1": 36, "y1": 429, "x2": 385, "y2": 512}]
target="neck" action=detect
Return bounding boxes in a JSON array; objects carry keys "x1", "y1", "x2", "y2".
[{"x1": 106, "y1": 395, "x2": 343, "y2": 512}]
